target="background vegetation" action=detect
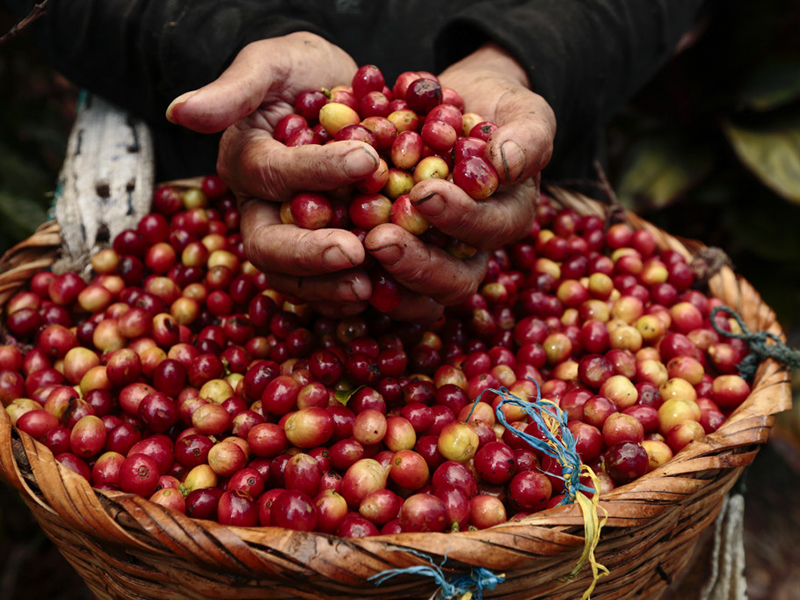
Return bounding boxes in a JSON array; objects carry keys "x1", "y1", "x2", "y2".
[{"x1": 1, "y1": 0, "x2": 799, "y2": 597}]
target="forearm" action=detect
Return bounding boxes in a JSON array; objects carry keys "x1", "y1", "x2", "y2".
[{"x1": 434, "y1": 0, "x2": 708, "y2": 167}]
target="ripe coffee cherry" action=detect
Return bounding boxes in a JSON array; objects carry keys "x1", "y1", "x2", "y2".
[
  {"x1": 341, "y1": 458, "x2": 389, "y2": 509},
  {"x1": 389, "y1": 449, "x2": 429, "y2": 490},
  {"x1": 469, "y1": 494, "x2": 507, "y2": 529},
  {"x1": 369, "y1": 270, "x2": 402, "y2": 313},
  {"x1": 469, "y1": 121, "x2": 499, "y2": 142},
  {"x1": 274, "y1": 114, "x2": 308, "y2": 144},
  {"x1": 452, "y1": 156, "x2": 499, "y2": 200},
  {"x1": 507, "y1": 471, "x2": 552, "y2": 513},
  {"x1": 119, "y1": 453, "x2": 161, "y2": 496},
  {"x1": 359, "y1": 488, "x2": 403, "y2": 526},
  {"x1": 603, "y1": 441, "x2": 649, "y2": 484},
  {"x1": 405, "y1": 78, "x2": 442, "y2": 115},
  {"x1": 218, "y1": 489, "x2": 259, "y2": 527},
  {"x1": 474, "y1": 441, "x2": 517, "y2": 485},
  {"x1": 337, "y1": 513, "x2": 380, "y2": 538},
  {"x1": 351, "y1": 64, "x2": 385, "y2": 99},
  {"x1": 294, "y1": 89, "x2": 327, "y2": 120},
  {"x1": 289, "y1": 192, "x2": 333, "y2": 230},
  {"x1": 399, "y1": 493, "x2": 448, "y2": 532}
]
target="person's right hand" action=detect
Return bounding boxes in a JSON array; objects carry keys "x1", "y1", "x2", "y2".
[{"x1": 166, "y1": 32, "x2": 381, "y2": 317}]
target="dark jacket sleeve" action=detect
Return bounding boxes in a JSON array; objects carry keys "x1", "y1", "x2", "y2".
[
  {"x1": 3, "y1": 0, "x2": 328, "y2": 122},
  {"x1": 3, "y1": 0, "x2": 333, "y2": 178},
  {"x1": 434, "y1": 0, "x2": 708, "y2": 179}
]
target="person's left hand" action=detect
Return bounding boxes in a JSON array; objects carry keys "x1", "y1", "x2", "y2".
[{"x1": 363, "y1": 43, "x2": 557, "y2": 321}]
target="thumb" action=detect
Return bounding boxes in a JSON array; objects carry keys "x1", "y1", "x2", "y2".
[
  {"x1": 486, "y1": 91, "x2": 556, "y2": 184},
  {"x1": 166, "y1": 43, "x2": 278, "y2": 134}
]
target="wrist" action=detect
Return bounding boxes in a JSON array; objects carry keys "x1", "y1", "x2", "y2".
[{"x1": 444, "y1": 43, "x2": 530, "y2": 89}]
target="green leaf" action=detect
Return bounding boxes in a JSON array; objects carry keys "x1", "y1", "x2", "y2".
[
  {"x1": 723, "y1": 117, "x2": 800, "y2": 203},
  {"x1": 736, "y1": 58, "x2": 800, "y2": 112},
  {"x1": 615, "y1": 135, "x2": 714, "y2": 211},
  {"x1": 334, "y1": 385, "x2": 363, "y2": 406}
]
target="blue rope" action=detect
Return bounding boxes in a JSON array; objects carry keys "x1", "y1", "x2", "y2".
[
  {"x1": 469, "y1": 380, "x2": 595, "y2": 503},
  {"x1": 710, "y1": 305, "x2": 800, "y2": 380},
  {"x1": 370, "y1": 380, "x2": 604, "y2": 598},
  {"x1": 368, "y1": 547, "x2": 505, "y2": 599}
]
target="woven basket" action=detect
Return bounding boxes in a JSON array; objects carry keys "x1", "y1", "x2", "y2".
[{"x1": 0, "y1": 186, "x2": 791, "y2": 600}]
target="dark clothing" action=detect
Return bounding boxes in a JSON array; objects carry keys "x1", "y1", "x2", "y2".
[{"x1": 4, "y1": 0, "x2": 707, "y2": 182}]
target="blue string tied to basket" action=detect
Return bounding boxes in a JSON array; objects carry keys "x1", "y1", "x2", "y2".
[
  {"x1": 471, "y1": 381, "x2": 609, "y2": 598},
  {"x1": 368, "y1": 546, "x2": 505, "y2": 600},
  {"x1": 710, "y1": 305, "x2": 800, "y2": 380}
]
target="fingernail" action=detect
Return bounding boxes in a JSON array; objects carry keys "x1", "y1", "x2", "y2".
[
  {"x1": 412, "y1": 192, "x2": 445, "y2": 217},
  {"x1": 343, "y1": 146, "x2": 379, "y2": 179},
  {"x1": 369, "y1": 243, "x2": 403, "y2": 266},
  {"x1": 323, "y1": 245, "x2": 358, "y2": 270},
  {"x1": 165, "y1": 90, "x2": 199, "y2": 125},
  {"x1": 499, "y1": 140, "x2": 525, "y2": 182}
]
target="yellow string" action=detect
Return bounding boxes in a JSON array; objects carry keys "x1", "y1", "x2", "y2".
[
  {"x1": 560, "y1": 465, "x2": 609, "y2": 600},
  {"x1": 536, "y1": 401, "x2": 609, "y2": 598},
  {"x1": 492, "y1": 396, "x2": 609, "y2": 598}
]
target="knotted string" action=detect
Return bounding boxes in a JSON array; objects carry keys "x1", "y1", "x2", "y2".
[
  {"x1": 474, "y1": 387, "x2": 595, "y2": 503},
  {"x1": 466, "y1": 381, "x2": 609, "y2": 598},
  {"x1": 368, "y1": 546, "x2": 505, "y2": 600},
  {"x1": 710, "y1": 305, "x2": 800, "y2": 379},
  {"x1": 474, "y1": 382, "x2": 608, "y2": 599},
  {"x1": 370, "y1": 380, "x2": 609, "y2": 600}
]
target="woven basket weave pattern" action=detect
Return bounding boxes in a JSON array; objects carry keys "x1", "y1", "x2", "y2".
[{"x1": 0, "y1": 188, "x2": 791, "y2": 600}]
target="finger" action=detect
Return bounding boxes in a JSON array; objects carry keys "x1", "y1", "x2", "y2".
[
  {"x1": 220, "y1": 134, "x2": 380, "y2": 203},
  {"x1": 409, "y1": 178, "x2": 539, "y2": 250},
  {"x1": 266, "y1": 269, "x2": 372, "y2": 304},
  {"x1": 485, "y1": 90, "x2": 556, "y2": 184},
  {"x1": 166, "y1": 41, "x2": 285, "y2": 133},
  {"x1": 364, "y1": 224, "x2": 489, "y2": 307},
  {"x1": 166, "y1": 33, "x2": 357, "y2": 133},
  {"x1": 239, "y1": 197, "x2": 367, "y2": 276}
]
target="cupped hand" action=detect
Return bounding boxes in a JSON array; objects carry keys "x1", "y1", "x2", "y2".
[
  {"x1": 166, "y1": 32, "x2": 381, "y2": 315},
  {"x1": 365, "y1": 43, "x2": 557, "y2": 317}
]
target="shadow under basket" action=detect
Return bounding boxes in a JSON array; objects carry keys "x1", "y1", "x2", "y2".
[{"x1": 0, "y1": 187, "x2": 792, "y2": 600}]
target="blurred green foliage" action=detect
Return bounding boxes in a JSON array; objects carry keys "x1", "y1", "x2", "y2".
[
  {"x1": 607, "y1": 0, "x2": 800, "y2": 341},
  {"x1": 0, "y1": 12, "x2": 77, "y2": 254}
]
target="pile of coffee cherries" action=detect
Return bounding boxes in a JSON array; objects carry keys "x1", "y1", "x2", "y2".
[
  {"x1": 276, "y1": 65, "x2": 500, "y2": 260},
  {"x1": 1, "y1": 92, "x2": 753, "y2": 536}
]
